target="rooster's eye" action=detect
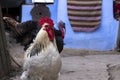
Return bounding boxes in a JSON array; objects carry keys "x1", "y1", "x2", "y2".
[{"x1": 45, "y1": 25, "x2": 48, "y2": 28}]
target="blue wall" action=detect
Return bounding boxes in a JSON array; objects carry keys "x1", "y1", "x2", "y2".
[
  {"x1": 57, "y1": 0, "x2": 119, "y2": 51},
  {"x1": 22, "y1": 0, "x2": 119, "y2": 51},
  {"x1": 22, "y1": 0, "x2": 58, "y2": 27}
]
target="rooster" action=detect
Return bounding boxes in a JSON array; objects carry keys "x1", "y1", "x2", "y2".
[
  {"x1": 3, "y1": 17, "x2": 65, "y2": 53},
  {"x1": 20, "y1": 17, "x2": 62, "y2": 80}
]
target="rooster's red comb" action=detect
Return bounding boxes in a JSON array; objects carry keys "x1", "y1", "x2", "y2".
[{"x1": 38, "y1": 17, "x2": 54, "y2": 27}]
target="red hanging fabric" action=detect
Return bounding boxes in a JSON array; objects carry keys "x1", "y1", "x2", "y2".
[{"x1": 113, "y1": 0, "x2": 120, "y2": 20}]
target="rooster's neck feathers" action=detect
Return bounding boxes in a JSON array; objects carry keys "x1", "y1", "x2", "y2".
[
  {"x1": 26, "y1": 27, "x2": 56, "y2": 57},
  {"x1": 25, "y1": 17, "x2": 57, "y2": 57}
]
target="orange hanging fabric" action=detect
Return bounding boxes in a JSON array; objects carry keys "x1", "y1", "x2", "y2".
[{"x1": 67, "y1": 0, "x2": 102, "y2": 32}]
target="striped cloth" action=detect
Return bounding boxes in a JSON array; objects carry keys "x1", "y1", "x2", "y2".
[
  {"x1": 67, "y1": 0, "x2": 102, "y2": 32},
  {"x1": 113, "y1": 0, "x2": 120, "y2": 20}
]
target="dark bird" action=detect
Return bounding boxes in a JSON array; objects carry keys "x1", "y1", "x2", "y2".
[{"x1": 3, "y1": 17, "x2": 65, "y2": 53}]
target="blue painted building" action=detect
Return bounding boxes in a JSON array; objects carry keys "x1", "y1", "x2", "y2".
[{"x1": 23, "y1": 0, "x2": 119, "y2": 51}]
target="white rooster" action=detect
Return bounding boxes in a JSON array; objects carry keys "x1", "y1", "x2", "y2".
[{"x1": 20, "y1": 17, "x2": 62, "y2": 80}]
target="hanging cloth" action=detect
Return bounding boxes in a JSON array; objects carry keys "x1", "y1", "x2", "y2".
[
  {"x1": 67, "y1": 0, "x2": 102, "y2": 32},
  {"x1": 113, "y1": 0, "x2": 120, "y2": 20}
]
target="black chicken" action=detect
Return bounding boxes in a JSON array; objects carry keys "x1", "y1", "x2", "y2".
[{"x1": 3, "y1": 17, "x2": 65, "y2": 53}]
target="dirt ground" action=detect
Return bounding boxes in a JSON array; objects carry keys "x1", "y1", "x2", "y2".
[{"x1": 1, "y1": 38, "x2": 120, "y2": 80}]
